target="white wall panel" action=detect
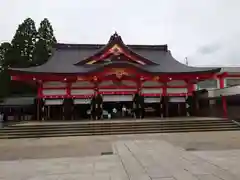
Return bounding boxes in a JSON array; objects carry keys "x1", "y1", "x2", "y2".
[
  {"x1": 144, "y1": 97, "x2": 161, "y2": 103},
  {"x1": 45, "y1": 99, "x2": 63, "y2": 105},
  {"x1": 43, "y1": 81, "x2": 66, "y2": 88},
  {"x1": 71, "y1": 81, "x2": 94, "y2": 88},
  {"x1": 142, "y1": 88, "x2": 162, "y2": 94},
  {"x1": 142, "y1": 81, "x2": 163, "y2": 87},
  {"x1": 99, "y1": 89, "x2": 136, "y2": 92},
  {"x1": 167, "y1": 88, "x2": 188, "y2": 94},
  {"x1": 71, "y1": 89, "x2": 94, "y2": 95},
  {"x1": 121, "y1": 80, "x2": 137, "y2": 86},
  {"x1": 225, "y1": 78, "x2": 240, "y2": 87},
  {"x1": 169, "y1": 97, "x2": 186, "y2": 103},
  {"x1": 74, "y1": 99, "x2": 91, "y2": 104},
  {"x1": 99, "y1": 80, "x2": 114, "y2": 86},
  {"x1": 103, "y1": 95, "x2": 133, "y2": 102},
  {"x1": 167, "y1": 80, "x2": 186, "y2": 86},
  {"x1": 208, "y1": 85, "x2": 240, "y2": 97},
  {"x1": 42, "y1": 89, "x2": 67, "y2": 95}
]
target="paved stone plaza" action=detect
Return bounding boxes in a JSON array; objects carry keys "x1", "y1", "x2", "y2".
[{"x1": 0, "y1": 131, "x2": 240, "y2": 179}]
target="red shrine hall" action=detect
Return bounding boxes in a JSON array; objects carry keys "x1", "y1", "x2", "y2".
[{"x1": 9, "y1": 33, "x2": 221, "y2": 120}]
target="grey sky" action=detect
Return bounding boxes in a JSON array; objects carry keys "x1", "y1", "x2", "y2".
[{"x1": 0, "y1": 0, "x2": 239, "y2": 66}]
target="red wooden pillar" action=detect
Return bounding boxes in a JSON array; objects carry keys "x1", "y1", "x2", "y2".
[
  {"x1": 137, "y1": 79, "x2": 142, "y2": 94},
  {"x1": 37, "y1": 80, "x2": 43, "y2": 121},
  {"x1": 162, "y1": 83, "x2": 168, "y2": 117},
  {"x1": 37, "y1": 80, "x2": 43, "y2": 98},
  {"x1": 187, "y1": 83, "x2": 195, "y2": 95},
  {"x1": 219, "y1": 77, "x2": 227, "y2": 118},
  {"x1": 160, "y1": 84, "x2": 167, "y2": 118},
  {"x1": 162, "y1": 83, "x2": 167, "y2": 96},
  {"x1": 93, "y1": 76, "x2": 99, "y2": 96},
  {"x1": 94, "y1": 83, "x2": 99, "y2": 95},
  {"x1": 66, "y1": 81, "x2": 71, "y2": 97}
]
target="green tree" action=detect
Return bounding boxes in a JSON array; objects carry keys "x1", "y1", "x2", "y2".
[
  {"x1": 10, "y1": 18, "x2": 37, "y2": 67},
  {"x1": 0, "y1": 69, "x2": 11, "y2": 99},
  {"x1": 0, "y1": 42, "x2": 12, "y2": 99},
  {"x1": 0, "y1": 42, "x2": 11, "y2": 68},
  {"x1": 33, "y1": 18, "x2": 56, "y2": 66}
]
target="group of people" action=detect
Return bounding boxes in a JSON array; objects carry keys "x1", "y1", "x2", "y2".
[{"x1": 89, "y1": 93, "x2": 145, "y2": 120}]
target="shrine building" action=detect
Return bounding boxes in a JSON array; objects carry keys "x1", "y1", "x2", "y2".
[{"x1": 8, "y1": 32, "x2": 236, "y2": 120}]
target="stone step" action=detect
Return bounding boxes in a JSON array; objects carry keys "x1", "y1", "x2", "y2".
[
  {"x1": 2, "y1": 120, "x2": 232, "y2": 130},
  {"x1": 1, "y1": 127, "x2": 239, "y2": 139},
  {"x1": 0, "y1": 123, "x2": 238, "y2": 134},
  {"x1": 0, "y1": 124, "x2": 238, "y2": 135},
  {"x1": 0, "y1": 119, "x2": 239, "y2": 139}
]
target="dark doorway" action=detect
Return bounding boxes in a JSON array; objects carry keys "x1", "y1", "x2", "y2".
[
  {"x1": 145, "y1": 103, "x2": 161, "y2": 117},
  {"x1": 46, "y1": 105, "x2": 63, "y2": 120},
  {"x1": 168, "y1": 102, "x2": 186, "y2": 117},
  {"x1": 103, "y1": 101, "x2": 132, "y2": 119},
  {"x1": 73, "y1": 104, "x2": 90, "y2": 120}
]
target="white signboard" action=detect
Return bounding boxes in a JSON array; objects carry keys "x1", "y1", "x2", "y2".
[
  {"x1": 45, "y1": 99, "x2": 63, "y2": 105},
  {"x1": 74, "y1": 99, "x2": 91, "y2": 104},
  {"x1": 169, "y1": 97, "x2": 186, "y2": 103},
  {"x1": 103, "y1": 95, "x2": 133, "y2": 102},
  {"x1": 144, "y1": 97, "x2": 161, "y2": 103}
]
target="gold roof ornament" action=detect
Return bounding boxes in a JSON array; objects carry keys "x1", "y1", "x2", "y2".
[
  {"x1": 77, "y1": 76, "x2": 84, "y2": 81},
  {"x1": 111, "y1": 68, "x2": 128, "y2": 79},
  {"x1": 93, "y1": 76, "x2": 98, "y2": 81},
  {"x1": 109, "y1": 44, "x2": 123, "y2": 55},
  {"x1": 153, "y1": 76, "x2": 160, "y2": 81},
  {"x1": 86, "y1": 60, "x2": 97, "y2": 65}
]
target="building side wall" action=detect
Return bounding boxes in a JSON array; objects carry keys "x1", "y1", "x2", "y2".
[
  {"x1": 197, "y1": 96, "x2": 240, "y2": 119},
  {"x1": 197, "y1": 76, "x2": 240, "y2": 91}
]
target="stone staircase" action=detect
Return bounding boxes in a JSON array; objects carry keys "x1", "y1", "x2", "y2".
[{"x1": 0, "y1": 118, "x2": 239, "y2": 139}]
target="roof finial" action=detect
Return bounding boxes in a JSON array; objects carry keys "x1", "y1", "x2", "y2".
[
  {"x1": 113, "y1": 31, "x2": 118, "y2": 37},
  {"x1": 185, "y1": 57, "x2": 189, "y2": 65}
]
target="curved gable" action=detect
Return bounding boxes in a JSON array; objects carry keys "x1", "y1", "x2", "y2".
[{"x1": 75, "y1": 32, "x2": 157, "y2": 66}]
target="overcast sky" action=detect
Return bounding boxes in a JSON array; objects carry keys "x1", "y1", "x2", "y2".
[{"x1": 0, "y1": 0, "x2": 239, "y2": 66}]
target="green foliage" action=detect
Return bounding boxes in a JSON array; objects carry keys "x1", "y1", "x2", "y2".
[
  {"x1": 0, "y1": 43, "x2": 12, "y2": 99},
  {"x1": 10, "y1": 18, "x2": 37, "y2": 67},
  {"x1": 0, "y1": 18, "x2": 56, "y2": 100},
  {"x1": 0, "y1": 69, "x2": 11, "y2": 99},
  {"x1": 0, "y1": 42, "x2": 11, "y2": 68},
  {"x1": 33, "y1": 18, "x2": 56, "y2": 66}
]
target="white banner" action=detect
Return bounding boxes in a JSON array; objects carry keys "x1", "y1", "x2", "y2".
[
  {"x1": 103, "y1": 95, "x2": 133, "y2": 102},
  {"x1": 74, "y1": 99, "x2": 91, "y2": 104},
  {"x1": 42, "y1": 89, "x2": 67, "y2": 96},
  {"x1": 144, "y1": 97, "x2": 161, "y2": 103},
  {"x1": 169, "y1": 97, "x2": 186, "y2": 103},
  {"x1": 45, "y1": 99, "x2": 63, "y2": 105}
]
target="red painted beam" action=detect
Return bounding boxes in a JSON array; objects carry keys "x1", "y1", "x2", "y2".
[
  {"x1": 225, "y1": 74, "x2": 240, "y2": 78},
  {"x1": 40, "y1": 92, "x2": 192, "y2": 99},
  {"x1": 42, "y1": 85, "x2": 189, "y2": 90}
]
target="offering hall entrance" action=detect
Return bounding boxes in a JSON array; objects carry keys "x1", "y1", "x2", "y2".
[
  {"x1": 102, "y1": 95, "x2": 133, "y2": 119},
  {"x1": 168, "y1": 97, "x2": 187, "y2": 117}
]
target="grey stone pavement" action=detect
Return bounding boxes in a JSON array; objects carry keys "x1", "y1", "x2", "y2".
[{"x1": 0, "y1": 131, "x2": 240, "y2": 179}]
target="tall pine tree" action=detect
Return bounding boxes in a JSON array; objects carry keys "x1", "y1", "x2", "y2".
[
  {"x1": 10, "y1": 18, "x2": 37, "y2": 67},
  {"x1": 0, "y1": 42, "x2": 12, "y2": 99},
  {"x1": 33, "y1": 18, "x2": 56, "y2": 66},
  {"x1": 0, "y1": 42, "x2": 11, "y2": 69}
]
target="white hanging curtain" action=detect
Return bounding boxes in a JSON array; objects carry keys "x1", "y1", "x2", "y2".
[
  {"x1": 103, "y1": 95, "x2": 133, "y2": 102},
  {"x1": 73, "y1": 99, "x2": 91, "y2": 104},
  {"x1": 44, "y1": 99, "x2": 64, "y2": 105}
]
